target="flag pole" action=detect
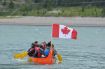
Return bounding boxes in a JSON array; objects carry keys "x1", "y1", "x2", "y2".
[{"x1": 51, "y1": 24, "x2": 53, "y2": 48}]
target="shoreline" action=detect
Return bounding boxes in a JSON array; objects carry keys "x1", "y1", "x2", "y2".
[{"x1": 0, "y1": 16, "x2": 105, "y2": 27}]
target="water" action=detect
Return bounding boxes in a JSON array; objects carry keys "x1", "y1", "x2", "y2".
[{"x1": 0, "y1": 25, "x2": 105, "y2": 69}]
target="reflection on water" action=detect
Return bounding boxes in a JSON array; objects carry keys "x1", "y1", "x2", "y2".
[{"x1": 0, "y1": 25, "x2": 105, "y2": 69}]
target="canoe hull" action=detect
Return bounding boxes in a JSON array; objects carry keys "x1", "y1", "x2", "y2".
[{"x1": 30, "y1": 49, "x2": 55, "y2": 64}]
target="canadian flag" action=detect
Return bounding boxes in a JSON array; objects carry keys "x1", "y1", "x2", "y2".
[{"x1": 52, "y1": 24, "x2": 77, "y2": 39}]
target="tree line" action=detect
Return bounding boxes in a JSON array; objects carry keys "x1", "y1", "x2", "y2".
[
  {"x1": 0, "y1": 0, "x2": 105, "y2": 16},
  {"x1": 1, "y1": 0, "x2": 105, "y2": 9}
]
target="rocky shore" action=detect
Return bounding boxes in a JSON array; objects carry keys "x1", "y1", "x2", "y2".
[{"x1": 0, "y1": 16, "x2": 105, "y2": 27}]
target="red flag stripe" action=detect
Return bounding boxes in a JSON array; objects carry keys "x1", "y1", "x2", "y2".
[
  {"x1": 71, "y1": 29, "x2": 77, "y2": 39},
  {"x1": 52, "y1": 24, "x2": 59, "y2": 38}
]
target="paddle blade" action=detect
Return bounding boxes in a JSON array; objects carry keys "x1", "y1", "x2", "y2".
[
  {"x1": 57, "y1": 54, "x2": 62, "y2": 63},
  {"x1": 14, "y1": 51, "x2": 28, "y2": 59},
  {"x1": 28, "y1": 57, "x2": 32, "y2": 62}
]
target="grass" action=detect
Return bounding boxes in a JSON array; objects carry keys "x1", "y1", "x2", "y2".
[{"x1": 0, "y1": 6, "x2": 104, "y2": 17}]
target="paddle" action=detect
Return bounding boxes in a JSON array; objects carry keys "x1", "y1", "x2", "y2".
[
  {"x1": 28, "y1": 57, "x2": 33, "y2": 62},
  {"x1": 14, "y1": 51, "x2": 28, "y2": 59},
  {"x1": 57, "y1": 53, "x2": 62, "y2": 63}
]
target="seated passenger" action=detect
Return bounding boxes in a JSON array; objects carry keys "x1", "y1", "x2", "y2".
[
  {"x1": 44, "y1": 41, "x2": 51, "y2": 57},
  {"x1": 27, "y1": 41, "x2": 38, "y2": 57},
  {"x1": 33, "y1": 45, "x2": 44, "y2": 58},
  {"x1": 27, "y1": 43, "x2": 35, "y2": 57},
  {"x1": 44, "y1": 47, "x2": 50, "y2": 57},
  {"x1": 41, "y1": 41, "x2": 47, "y2": 50},
  {"x1": 52, "y1": 44, "x2": 57, "y2": 56},
  {"x1": 33, "y1": 41, "x2": 38, "y2": 47}
]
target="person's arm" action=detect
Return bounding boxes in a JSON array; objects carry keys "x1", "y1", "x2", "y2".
[{"x1": 54, "y1": 49, "x2": 57, "y2": 56}]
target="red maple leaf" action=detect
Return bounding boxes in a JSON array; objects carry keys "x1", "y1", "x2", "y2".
[{"x1": 61, "y1": 27, "x2": 70, "y2": 35}]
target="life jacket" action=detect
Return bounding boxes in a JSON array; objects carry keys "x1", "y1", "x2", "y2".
[
  {"x1": 35, "y1": 47, "x2": 41, "y2": 57},
  {"x1": 44, "y1": 48, "x2": 50, "y2": 56}
]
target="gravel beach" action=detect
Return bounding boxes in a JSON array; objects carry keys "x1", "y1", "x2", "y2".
[{"x1": 0, "y1": 16, "x2": 105, "y2": 26}]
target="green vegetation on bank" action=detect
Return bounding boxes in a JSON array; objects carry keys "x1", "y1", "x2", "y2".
[
  {"x1": 1, "y1": 7, "x2": 103, "y2": 17},
  {"x1": 0, "y1": 0, "x2": 105, "y2": 17}
]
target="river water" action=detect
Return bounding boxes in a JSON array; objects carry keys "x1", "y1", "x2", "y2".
[{"x1": 0, "y1": 25, "x2": 105, "y2": 69}]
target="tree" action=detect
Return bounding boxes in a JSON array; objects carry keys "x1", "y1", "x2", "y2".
[
  {"x1": 2, "y1": 0, "x2": 7, "y2": 6},
  {"x1": 102, "y1": 7, "x2": 105, "y2": 17},
  {"x1": 8, "y1": 0, "x2": 14, "y2": 9}
]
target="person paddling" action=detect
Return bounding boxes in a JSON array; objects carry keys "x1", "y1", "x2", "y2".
[
  {"x1": 27, "y1": 41, "x2": 38, "y2": 57},
  {"x1": 33, "y1": 44, "x2": 45, "y2": 58},
  {"x1": 44, "y1": 41, "x2": 51, "y2": 57},
  {"x1": 27, "y1": 43, "x2": 35, "y2": 57},
  {"x1": 52, "y1": 44, "x2": 57, "y2": 57},
  {"x1": 41, "y1": 41, "x2": 47, "y2": 50}
]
